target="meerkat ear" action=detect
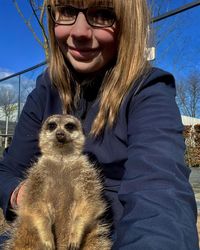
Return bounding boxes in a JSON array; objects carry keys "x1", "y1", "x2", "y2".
[{"x1": 42, "y1": 115, "x2": 54, "y2": 128}]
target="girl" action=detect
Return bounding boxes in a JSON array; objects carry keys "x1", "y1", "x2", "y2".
[{"x1": 0, "y1": 0, "x2": 198, "y2": 249}]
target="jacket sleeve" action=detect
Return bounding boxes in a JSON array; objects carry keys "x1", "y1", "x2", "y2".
[
  {"x1": 113, "y1": 77, "x2": 199, "y2": 249},
  {"x1": 0, "y1": 73, "x2": 48, "y2": 220}
]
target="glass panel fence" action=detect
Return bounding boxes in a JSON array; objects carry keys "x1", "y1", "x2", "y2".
[{"x1": 0, "y1": 63, "x2": 46, "y2": 156}]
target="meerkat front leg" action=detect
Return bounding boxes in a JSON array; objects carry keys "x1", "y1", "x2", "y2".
[
  {"x1": 67, "y1": 199, "x2": 97, "y2": 250},
  {"x1": 32, "y1": 203, "x2": 55, "y2": 250},
  {"x1": 13, "y1": 203, "x2": 56, "y2": 250},
  {"x1": 81, "y1": 221, "x2": 112, "y2": 250}
]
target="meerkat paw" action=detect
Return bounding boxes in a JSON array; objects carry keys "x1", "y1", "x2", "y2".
[
  {"x1": 67, "y1": 244, "x2": 79, "y2": 250},
  {"x1": 41, "y1": 238, "x2": 55, "y2": 250},
  {"x1": 67, "y1": 230, "x2": 82, "y2": 250}
]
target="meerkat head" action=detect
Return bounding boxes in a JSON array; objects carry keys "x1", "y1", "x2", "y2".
[{"x1": 39, "y1": 115, "x2": 85, "y2": 157}]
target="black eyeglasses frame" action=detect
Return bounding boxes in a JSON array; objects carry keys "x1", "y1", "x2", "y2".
[{"x1": 47, "y1": 4, "x2": 116, "y2": 28}]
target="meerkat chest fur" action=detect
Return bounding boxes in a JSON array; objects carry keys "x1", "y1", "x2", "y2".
[{"x1": 32, "y1": 153, "x2": 101, "y2": 195}]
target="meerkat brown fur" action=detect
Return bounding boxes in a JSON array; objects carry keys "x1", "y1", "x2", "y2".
[{"x1": 4, "y1": 114, "x2": 111, "y2": 250}]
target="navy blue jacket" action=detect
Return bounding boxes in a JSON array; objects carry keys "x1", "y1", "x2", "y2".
[{"x1": 0, "y1": 67, "x2": 198, "y2": 249}]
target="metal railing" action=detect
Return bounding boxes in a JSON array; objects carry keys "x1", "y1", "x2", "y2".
[
  {"x1": 151, "y1": 0, "x2": 200, "y2": 23},
  {"x1": 0, "y1": 62, "x2": 46, "y2": 150}
]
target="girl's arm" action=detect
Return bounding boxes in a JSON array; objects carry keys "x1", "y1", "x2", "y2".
[{"x1": 114, "y1": 75, "x2": 198, "y2": 249}]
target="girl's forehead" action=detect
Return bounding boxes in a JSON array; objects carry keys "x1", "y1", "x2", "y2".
[{"x1": 55, "y1": 0, "x2": 113, "y2": 7}]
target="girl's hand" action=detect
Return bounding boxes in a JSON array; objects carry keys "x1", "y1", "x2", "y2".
[{"x1": 10, "y1": 181, "x2": 26, "y2": 209}]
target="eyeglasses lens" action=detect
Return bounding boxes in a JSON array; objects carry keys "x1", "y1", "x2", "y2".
[
  {"x1": 87, "y1": 8, "x2": 115, "y2": 27},
  {"x1": 54, "y1": 6, "x2": 77, "y2": 24}
]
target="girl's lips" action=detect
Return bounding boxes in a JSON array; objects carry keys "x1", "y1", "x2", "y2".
[{"x1": 68, "y1": 46, "x2": 100, "y2": 61}]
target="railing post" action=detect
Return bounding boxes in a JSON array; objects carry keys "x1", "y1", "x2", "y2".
[
  {"x1": 5, "y1": 116, "x2": 9, "y2": 149},
  {"x1": 18, "y1": 74, "x2": 21, "y2": 121}
]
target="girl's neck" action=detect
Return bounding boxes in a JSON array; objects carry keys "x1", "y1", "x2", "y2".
[{"x1": 68, "y1": 59, "x2": 116, "y2": 86}]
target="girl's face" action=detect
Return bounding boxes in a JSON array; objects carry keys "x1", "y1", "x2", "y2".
[{"x1": 53, "y1": 3, "x2": 118, "y2": 74}]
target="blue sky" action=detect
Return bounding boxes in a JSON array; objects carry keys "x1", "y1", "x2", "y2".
[
  {"x1": 0, "y1": 0, "x2": 200, "y2": 81},
  {"x1": 152, "y1": 0, "x2": 200, "y2": 81},
  {"x1": 0, "y1": 1, "x2": 46, "y2": 74}
]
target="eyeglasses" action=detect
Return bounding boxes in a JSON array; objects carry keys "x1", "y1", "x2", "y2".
[{"x1": 47, "y1": 5, "x2": 116, "y2": 28}]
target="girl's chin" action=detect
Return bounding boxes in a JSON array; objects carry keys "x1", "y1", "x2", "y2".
[{"x1": 67, "y1": 56, "x2": 104, "y2": 74}]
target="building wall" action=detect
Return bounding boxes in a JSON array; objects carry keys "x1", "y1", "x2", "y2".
[{"x1": 181, "y1": 115, "x2": 200, "y2": 126}]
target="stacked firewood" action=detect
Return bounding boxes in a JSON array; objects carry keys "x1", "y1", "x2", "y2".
[{"x1": 184, "y1": 124, "x2": 200, "y2": 167}]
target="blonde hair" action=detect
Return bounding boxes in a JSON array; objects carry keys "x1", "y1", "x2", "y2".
[{"x1": 47, "y1": 0, "x2": 151, "y2": 136}]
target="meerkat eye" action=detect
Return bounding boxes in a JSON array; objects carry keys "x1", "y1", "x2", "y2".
[
  {"x1": 64, "y1": 122, "x2": 76, "y2": 132},
  {"x1": 47, "y1": 122, "x2": 57, "y2": 131}
]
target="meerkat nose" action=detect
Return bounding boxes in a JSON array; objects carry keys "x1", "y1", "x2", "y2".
[{"x1": 56, "y1": 130, "x2": 66, "y2": 143}]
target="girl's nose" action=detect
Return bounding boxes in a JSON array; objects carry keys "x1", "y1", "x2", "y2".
[{"x1": 70, "y1": 12, "x2": 92, "y2": 40}]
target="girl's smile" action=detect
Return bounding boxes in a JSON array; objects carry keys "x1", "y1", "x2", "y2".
[{"x1": 67, "y1": 46, "x2": 100, "y2": 62}]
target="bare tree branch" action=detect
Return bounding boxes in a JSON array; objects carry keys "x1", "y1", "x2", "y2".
[
  {"x1": 12, "y1": 0, "x2": 49, "y2": 58},
  {"x1": 0, "y1": 87, "x2": 18, "y2": 121},
  {"x1": 176, "y1": 72, "x2": 200, "y2": 118},
  {"x1": 29, "y1": 0, "x2": 49, "y2": 52}
]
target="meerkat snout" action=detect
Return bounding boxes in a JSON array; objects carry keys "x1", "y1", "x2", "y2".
[
  {"x1": 56, "y1": 130, "x2": 66, "y2": 143},
  {"x1": 54, "y1": 119, "x2": 79, "y2": 143}
]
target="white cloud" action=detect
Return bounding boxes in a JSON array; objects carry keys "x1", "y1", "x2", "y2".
[
  {"x1": 0, "y1": 68, "x2": 13, "y2": 79},
  {"x1": 0, "y1": 68, "x2": 36, "y2": 102}
]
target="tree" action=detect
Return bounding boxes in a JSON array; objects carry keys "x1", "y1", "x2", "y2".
[
  {"x1": 0, "y1": 86, "x2": 18, "y2": 148},
  {"x1": 176, "y1": 71, "x2": 200, "y2": 118},
  {"x1": 0, "y1": 86, "x2": 18, "y2": 121},
  {"x1": 13, "y1": 0, "x2": 49, "y2": 59}
]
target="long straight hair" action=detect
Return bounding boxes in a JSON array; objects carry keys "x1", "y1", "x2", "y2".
[{"x1": 47, "y1": 0, "x2": 151, "y2": 136}]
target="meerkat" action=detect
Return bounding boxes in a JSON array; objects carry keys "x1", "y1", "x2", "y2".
[{"x1": 4, "y1": 114, "x2": 112, "y2": 250}]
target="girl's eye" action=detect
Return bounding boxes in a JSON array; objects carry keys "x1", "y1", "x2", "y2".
[
  {"x1": 60, "y1": 6, "x2": 76, "y2": 17},
  {"x1": 55, "y1": 6, "x2": 77, "y2": 21},
  {"x1": 87, "y1": 8, "x2": 116, "y2": 26},
  {"x1": 47, "y1": 122, "x2": 57, "y2": 131},
  {"x1": 64, "y1": 122, "x2": 76, "y2": 132},
  {"x1": 93, "y1": 9, "x2": 111, "y2": 19}
]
